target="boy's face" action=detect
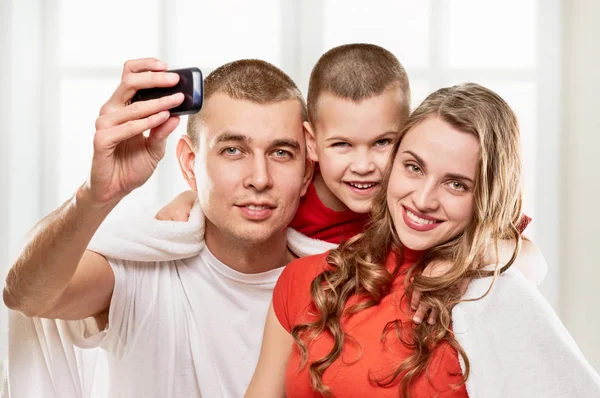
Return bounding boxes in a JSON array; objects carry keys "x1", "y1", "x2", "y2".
[{"x1": 307, "y1": 87, "x2": 406, "y2": 213}]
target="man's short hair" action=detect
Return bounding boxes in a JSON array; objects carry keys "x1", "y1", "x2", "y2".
[
  {"x1": 307, "y1": 43, "x2": 411, "y2": 124},
  {"x1": 187, "y1": 59, "x2": 307, "y2": 148}
]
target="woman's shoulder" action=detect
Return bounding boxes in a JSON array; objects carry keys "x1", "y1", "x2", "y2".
[
  {"x1": 273, "y1": 251, "x2": 332, "y2": 332},
  {"x1": 453, "y1": 265, "x2": 554, "y2": 332},
  {"x1": 464, "y1": 266, "x2": 538, "y2": 301},
  {"x1": 281, "y1": 251, "x2": 332, "y2": 284},
  {"x1": 453, "y1": 268, "x2": 600, "y2": 396}
]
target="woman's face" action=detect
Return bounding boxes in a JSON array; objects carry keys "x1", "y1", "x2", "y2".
[{"x1": 386, "y1": 116, "x2": 480, "y2": 251}]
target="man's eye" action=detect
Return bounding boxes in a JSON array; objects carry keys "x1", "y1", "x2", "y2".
[
  {"x1": 273, "y1": 149, "x2": 292, "y2": 158},
  {"x1": 223, "y1": 147, "x2": 241, "y2": 155}
]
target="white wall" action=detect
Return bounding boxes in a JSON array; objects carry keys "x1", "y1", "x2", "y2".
[
  {"x1": 0, "y1": 2, "x2": 11, "y2": 262},
  {"x1": 0, "y1": 0, "x2": 47, "y2": 366},
  {"x1": 0, "y1": 0, "x2": 12, "y2": 375},
  {"x1": 561, "y1": 0, "x2": 600, "y2": 372}
]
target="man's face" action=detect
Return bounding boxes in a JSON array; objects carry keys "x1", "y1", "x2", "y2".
[
  {"x1": 308, "y1": 88, "x2": 405, "y2": 213},
  {"x1": 194, "y1": 93, "x2": 309, "y2": 245}
]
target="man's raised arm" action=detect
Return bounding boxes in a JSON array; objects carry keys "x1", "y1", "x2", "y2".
[{"x1": 3, "y1": 58, "x2": 185, "y2": 321}]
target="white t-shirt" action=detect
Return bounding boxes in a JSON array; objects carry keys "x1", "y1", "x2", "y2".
[{"x1": 94, "y1": 246, "x2": 283, "y2": 398}]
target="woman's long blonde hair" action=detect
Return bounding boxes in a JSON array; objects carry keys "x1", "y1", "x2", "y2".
[{"x1": 291, "y1": 83, "x2": 524, "y2": 396}]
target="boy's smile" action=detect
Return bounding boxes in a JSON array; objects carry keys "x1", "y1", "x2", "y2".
[{"x1": 344, "y1": 180, "x2": 379, "y2": 196}]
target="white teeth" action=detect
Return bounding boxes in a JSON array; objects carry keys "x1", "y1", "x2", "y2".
[
  {"x1": 406, "y1": 209, "x2": 436, "y2": 225},
  {"x1": 247, "y1": 205, "x2": 269, "y2": 210},
  {"x1": 349, "y1": 182, "x2": 376, "y2": 189}
]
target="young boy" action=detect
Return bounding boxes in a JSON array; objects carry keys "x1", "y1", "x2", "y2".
[{"x1": 291, "y1": 43, "x2": 411, "y2": 243}]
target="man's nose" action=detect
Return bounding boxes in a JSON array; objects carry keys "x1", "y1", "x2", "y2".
[{"x1": 244, "y1": 156, "x2": 273, "y2": 191}]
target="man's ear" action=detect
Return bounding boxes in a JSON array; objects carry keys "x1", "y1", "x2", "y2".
[
  {"x1": 176, "y1": 135, "x2": 198, "y2": 192},
  {"x1": 304, "y1": 121, "x2": 319, "y2": 162}
]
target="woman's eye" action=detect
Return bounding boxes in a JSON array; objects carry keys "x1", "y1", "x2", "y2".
[
  {"x1": 448, "y1": 181, "x2": 467, "y2": 191},
  {"x1": 374, "y1": 138, "x2": 392, "y2": 147},
  {"x1": 405, "y1": 163, "x2": 421, "y2": 174}
]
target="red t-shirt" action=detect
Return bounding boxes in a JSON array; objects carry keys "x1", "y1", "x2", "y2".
[
  {"x1": 273, "y1": 250, "x2": 469, "y2": 398},
  {"x1": 289, "y1": 182, "x2": 369, "y2": 244},
  {"x1": 517, "y1": 214, "x2": 532, "y2": 233}
]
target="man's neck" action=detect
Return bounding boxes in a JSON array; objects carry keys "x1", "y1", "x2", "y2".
[{"x1": 204, "y1": 221, "x2": 295, "y2": 274}]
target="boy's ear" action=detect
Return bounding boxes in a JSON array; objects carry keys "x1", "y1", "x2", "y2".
[
  {"x1": 303, "y1": 121, "x2": 319, "y2": 162},
  {"x1": 301, "y1": 154, "x2": 314, "y2": 197},
  {"x1": 176, "y1": 135, "x2": 198, "y2": 192}
]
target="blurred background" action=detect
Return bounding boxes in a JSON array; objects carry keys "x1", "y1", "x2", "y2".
[{"x1": 0, "y1": 0, "x2": 598, "y2": 393}]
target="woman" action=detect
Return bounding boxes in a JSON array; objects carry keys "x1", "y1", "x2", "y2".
[{"x1": 246, "y1": 83, "x2": 600, "y2": 397}]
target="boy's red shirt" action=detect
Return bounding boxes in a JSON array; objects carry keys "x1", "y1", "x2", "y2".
[{"x1": 288, "y1": 182, "x2": 369, "y2": 244}]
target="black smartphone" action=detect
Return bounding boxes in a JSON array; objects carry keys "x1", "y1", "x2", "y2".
[{"x1": 131, "y1": 67, "x2": 203, "y2": 116}]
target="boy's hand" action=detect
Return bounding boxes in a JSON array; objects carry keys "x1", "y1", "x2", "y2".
[
  {"x1": 410, "y1": 261, "x2": 470, "y2": 325},
  {"x1": 155, "y1": 190, "x2": 198, "y2": 221}
]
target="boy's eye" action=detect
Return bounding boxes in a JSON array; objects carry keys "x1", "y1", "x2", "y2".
[
  {"x1": 374, "y1": 138, "x2": 392, "y2": 147},
  {"x1": 448, "y1": 181, "x2": 467, "y2": 191},
  {"x1": 331, "y1": 142, "x2": 350, "y2": 148}
]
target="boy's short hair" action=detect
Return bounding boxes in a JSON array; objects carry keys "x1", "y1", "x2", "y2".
[
  {"x1": 307, "y1": 43, "x2": 411, "y2": 124},
  {"x1": 187, "y1": 59, "x2": 307, "y2": 148}
]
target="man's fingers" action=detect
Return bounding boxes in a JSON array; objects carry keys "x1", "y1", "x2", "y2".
[
  {"x1": 103, "y1": 71, "x2": 181, "y2": 115},
  {"x1": 412, "y1": 303, "x2": 429, "y2": 324},
  {"x1": 149, "y1": 116, "x2": 180, "y2": 143},
  {"x1": 95, "y1": 111, "x2": 171, "y2": 149},
  {"x1": 122, "y1": 58, "x2": 168, "y2": 75},
  {"x1": 118, "y1": 70, "x2": 180, "y2": 101},
  {"x1": 99, "y1": 58, "x2": 170, "y2": 115},
  {"x1": 147, "y1": 116, "x2": 181, "y2": 157},
  {"x1": 97, "y1": 93, "x2": 184, "y2": 130}
]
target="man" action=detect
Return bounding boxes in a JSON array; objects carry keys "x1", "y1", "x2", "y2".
[{"x1": 3, "y1": 57, "x2": 312, "y2": 397}]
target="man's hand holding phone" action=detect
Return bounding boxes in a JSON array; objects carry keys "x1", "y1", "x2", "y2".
[{"x1": 86, "y1": 58, "x2": 185, "y2": 207}]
